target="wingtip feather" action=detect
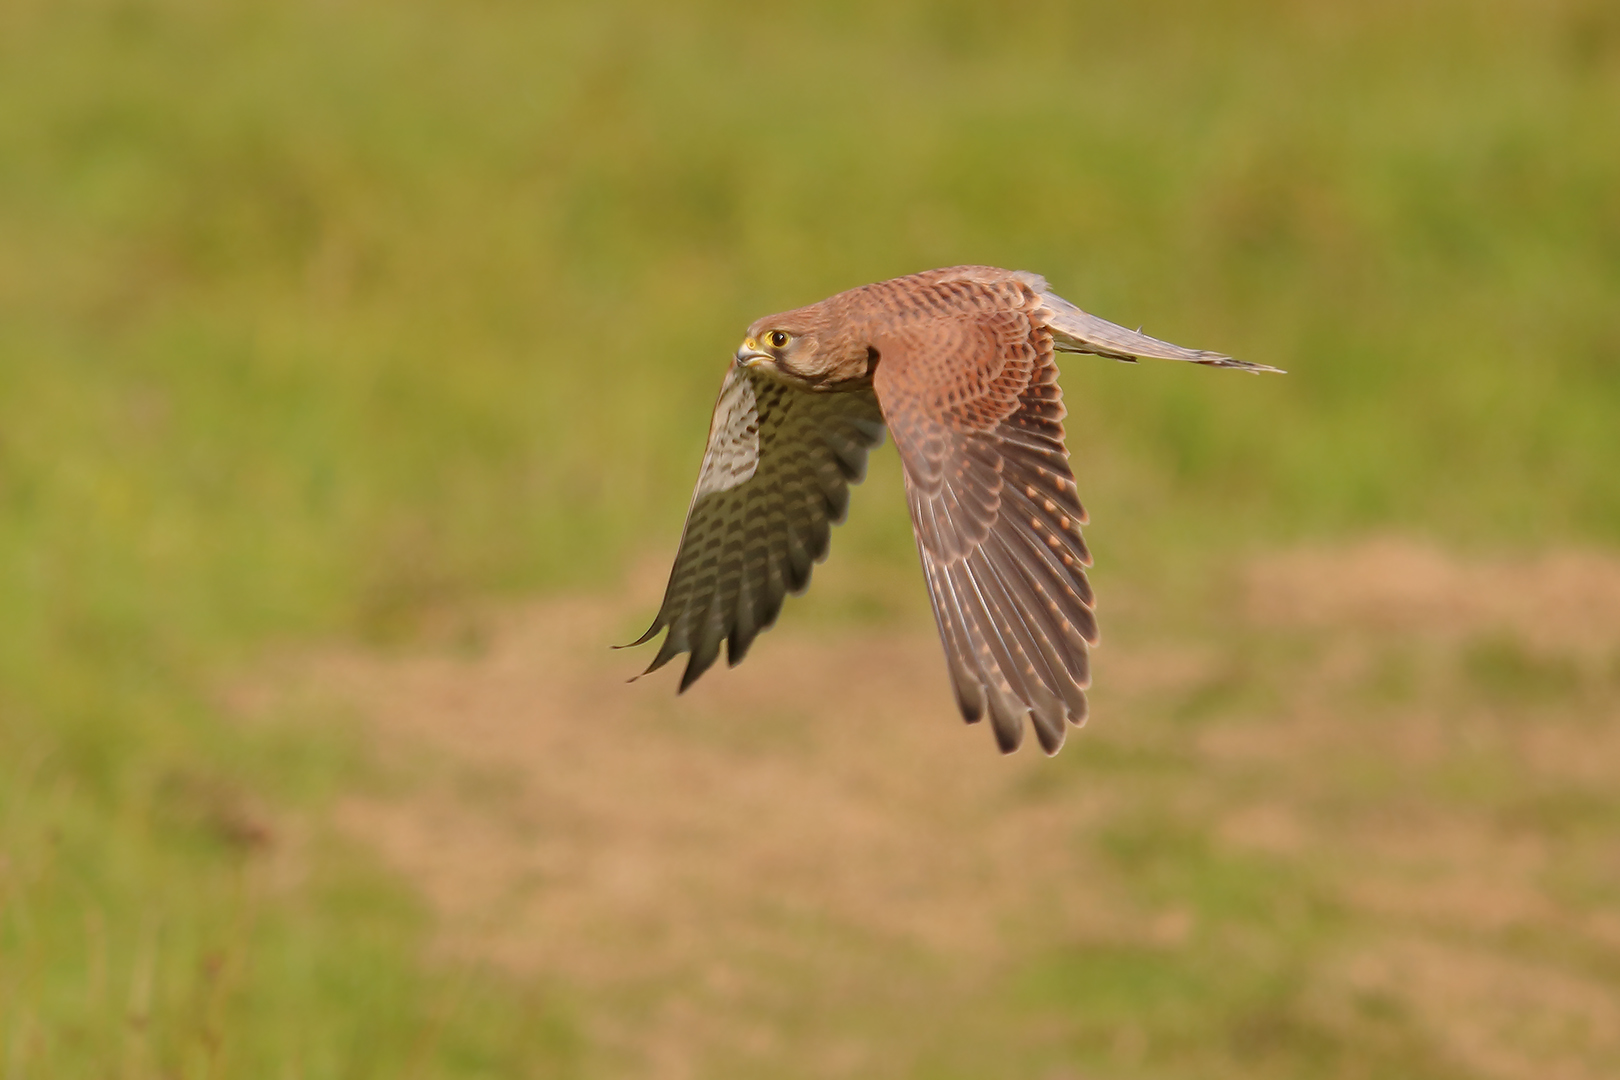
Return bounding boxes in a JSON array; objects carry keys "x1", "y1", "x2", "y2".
[{"x1": 616, "y1": 617, "x2": 669, "y2": 649}]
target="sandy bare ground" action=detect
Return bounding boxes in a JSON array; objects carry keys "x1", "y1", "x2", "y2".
[{"x1": 239, "y1": 538, "x2": 1620, "y2": 1079}]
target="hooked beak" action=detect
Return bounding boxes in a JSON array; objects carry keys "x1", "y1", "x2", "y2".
[{"x1": 735, "y1": 338, "x2": 773, "y2": 367}]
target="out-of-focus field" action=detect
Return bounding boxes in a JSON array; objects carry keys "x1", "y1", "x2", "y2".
[
  {"x1": 245, "y1": 540, "x2": 1620, "y2": 1079},
  {"x1": 1, "y1": 0, "x2": 1617, "y2": 1076}
]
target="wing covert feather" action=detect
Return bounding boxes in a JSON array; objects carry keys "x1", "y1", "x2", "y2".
[{"x1": 874, "y1": 301, "x2": 1098, "y2": 755}]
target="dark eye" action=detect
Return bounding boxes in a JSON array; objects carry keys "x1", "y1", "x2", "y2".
[{"x1": 769, "y1": 330, "x2": 789, "y2": 348}]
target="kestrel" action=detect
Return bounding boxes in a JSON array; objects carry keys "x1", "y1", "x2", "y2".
[{"x1": 626, "y1": 266, "x2": 1280, "y2": 754}]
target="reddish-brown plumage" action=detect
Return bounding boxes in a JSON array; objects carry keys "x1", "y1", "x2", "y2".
[{"x1": 629, "y1": 267, "x2": 1280, "y2": 754}]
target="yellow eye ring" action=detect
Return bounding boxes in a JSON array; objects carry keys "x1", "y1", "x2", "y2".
[{"x1": 769, "y1": 330, "x2": 790, "y2": 348}]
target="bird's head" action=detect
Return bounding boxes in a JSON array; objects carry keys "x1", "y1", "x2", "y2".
[{"x1": 736, "y1": 308, "x2": 873, "y2": 389}]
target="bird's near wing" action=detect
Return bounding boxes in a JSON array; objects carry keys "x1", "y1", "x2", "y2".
[
  {"x1": 627, "y1": 364, "x2": 886, "y2": 691},
  {"x1": 874, "y1": 307, "x2": 1097, "y2": 755}
]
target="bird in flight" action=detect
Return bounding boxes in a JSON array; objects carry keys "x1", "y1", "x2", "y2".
[{"x1": 625, "y1": 266, "x2": 1281, "y2": 754}]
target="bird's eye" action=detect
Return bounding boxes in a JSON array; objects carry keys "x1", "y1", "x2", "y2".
[{"x1": 769, "y1": 330, "x2": 790, "y2": 349}]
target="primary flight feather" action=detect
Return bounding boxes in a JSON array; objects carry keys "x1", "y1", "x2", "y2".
[{"x1": 626, "y1": 266, "x2": 1281, "y2": 755}]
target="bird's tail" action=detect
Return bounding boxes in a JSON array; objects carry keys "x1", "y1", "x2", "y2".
[{"x1": 1032, "y1": 283, "x2": 1284, "y2": 374}]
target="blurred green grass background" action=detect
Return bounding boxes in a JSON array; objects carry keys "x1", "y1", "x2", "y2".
[{"x1": 2, "y1": 0, "x2": 1617, "y2": 1075}]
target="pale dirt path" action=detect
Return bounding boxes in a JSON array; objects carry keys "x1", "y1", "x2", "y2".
[
  {"x1": 239, "y1": 538, "x2": 1620, "y2": 1080},
  {"x1": 281, "y1": 592, "x2": 1154, "y2": 1077}
]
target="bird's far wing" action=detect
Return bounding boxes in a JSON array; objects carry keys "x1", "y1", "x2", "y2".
[
  {"x1": 627, "y1": 363, "x2": 886, "y2": 691},
  {"x1": 873, "y1": 308, "x2": 1097, "y2": 755},
  {"x1": 1034, "y1": 283, "x2": 1284, "y2": 373}
]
